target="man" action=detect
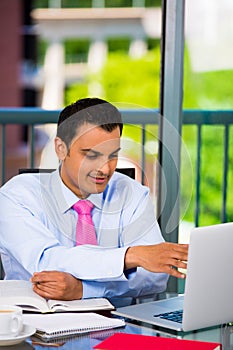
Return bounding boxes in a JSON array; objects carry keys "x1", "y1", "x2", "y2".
[{"x1": 0, "y1": 98, "x2": 188, "y2": 305}]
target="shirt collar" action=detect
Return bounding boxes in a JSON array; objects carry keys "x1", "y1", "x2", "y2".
[{"x1": 53, "y1": 169, "x2": 104, "y2": 213}]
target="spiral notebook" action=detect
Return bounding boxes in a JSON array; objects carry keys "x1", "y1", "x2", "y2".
[{"x1": 23, "y1": 312, "x2": 125, "y2": 340}]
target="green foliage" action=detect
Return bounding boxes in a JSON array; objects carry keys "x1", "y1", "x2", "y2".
[
  {"x1": 33, "y1": 0, "x2": 161, "y2": 8},
  {"x1": 105, "y1": 0, "x2": 133, "y2": 7},
  {"x1": 107, "y1": 38, "x2": 130, "y2": 53},
  {"x1": 33, "y1": 0, "x2": 49, "y2": 8},
  {"x1": 64, "y1": 39, "x2": 90, "y2": 63},
  {"x1": 181, "y1": 124, "x2": 233, "y2": 226},
  {"x1": 183, "y1": 49, "x2": 233, "y2": 109},
  {"x1": 37, "y1": 39, "x2": 48, "y2": 66},
  {"x1": 65, "y1": 48, "x2": 160, "y2": 163},
  {"x1": 65, "y1": 85, "x2": 89, "y2": 106},
  {"x1": 99, "y1": 50, "x2": 160, "y2": 107},
  {"x1": 181, "y1": 49, "x2": 233, "y2": 226}
]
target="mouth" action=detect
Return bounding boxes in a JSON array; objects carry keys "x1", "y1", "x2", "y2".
[{"x1": 88, "y1": 174, "x2": 109, "y2": 185}]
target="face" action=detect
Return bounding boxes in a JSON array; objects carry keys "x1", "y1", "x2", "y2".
[{"x1": 55, "y1": 123, "x2": 121, "y2": 198}]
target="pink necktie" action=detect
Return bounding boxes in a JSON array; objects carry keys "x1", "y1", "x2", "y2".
[{"x1": 72, "y1": 200, "x2": 97, "y2": 245}]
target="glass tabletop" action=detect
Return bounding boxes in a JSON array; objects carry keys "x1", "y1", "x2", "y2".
[{"x1": 3, "y1": 321, "x2": 233, "y2": 350}]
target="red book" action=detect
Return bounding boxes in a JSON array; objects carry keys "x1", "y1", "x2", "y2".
[{"x1": 94, "y1": 333, "x2": 221, "y2": 350}]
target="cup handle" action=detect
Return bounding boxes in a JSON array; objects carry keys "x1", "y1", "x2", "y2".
[{"x1": 11, "y1": 314, "x2": 23, "y2": 336}]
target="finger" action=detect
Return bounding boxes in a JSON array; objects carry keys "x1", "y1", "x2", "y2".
[
  {"x1": 31, "y1": 272, "x2": 48, "y2": 283},
  {"x1": 165, "y1": 257, "x2": 185, "y2": 269},
  {"x1": 176, "y1": 260, "x2": 187, "y2": 269},
  {"x1": 33, "y1": 282, "x2": 67, "y2": 300},
  {"x1": 171, "y1": 243, "x2": 189, "y2": 254},
  {"x1": 170, "y1": 259, "x2": 187, "y2": 270},
  {"x1": 33, "y1": 285, "x2": 56, "y2": 299},
  {"x1": 33, "y1": 282, "x2": 60, "y2": 296},
  {"x1": 171, "y1": 249, "x2": 188, "y2": 262},
  {"x1": 31, "y1": 271, "x2": 60, "y2": 283},
  {"x1": 167, "y1": 265, "x2": 186, "y2": 279},
  {"x1": 162, "y1": 243, "x2": 188, "y2": 262},
  {"x1": 33, "y1": 283, "x2": 53, "y2": 294},
  {"x1": 33, "y1": 281, "x2": 58, "y2": 290},
  {"x1": 175, "y1": 243, "x2": 189, "y2": 250},
  {"x1": 165, "y1": 242, "x2": 187, "y2": 250}
]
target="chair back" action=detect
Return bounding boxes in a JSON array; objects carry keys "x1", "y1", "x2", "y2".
[{"x1": 19, "y1": 167, "x2": 135, "y2": 179}]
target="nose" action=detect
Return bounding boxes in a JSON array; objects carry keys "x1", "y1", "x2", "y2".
[{"x1": 98, "y1": 160, "x2": 111, "y2": 175}]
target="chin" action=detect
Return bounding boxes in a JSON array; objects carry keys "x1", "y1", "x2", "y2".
[{"x1": 92, "y1": 184, "x2": 108, "y2": 194}]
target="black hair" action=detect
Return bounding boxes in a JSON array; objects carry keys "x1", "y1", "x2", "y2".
[{"x1": 57, "y1": 97, "x2": 123, "y2": 148}]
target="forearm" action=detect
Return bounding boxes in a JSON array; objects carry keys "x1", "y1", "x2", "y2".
[
  {"x1": 1, "y1": 214, "x2": 129, "y2": 282},
  {"x1": 41, "y1": 245, "x2": 129, "y2": 281}
]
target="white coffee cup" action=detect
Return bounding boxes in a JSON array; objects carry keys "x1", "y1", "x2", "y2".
[{"x1": 0, "y1": 305, "x2": 23, "y2": 337}]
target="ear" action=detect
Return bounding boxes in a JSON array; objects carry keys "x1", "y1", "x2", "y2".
[{"x1": 54, "y1": 137, "x2": 68, "y2": 161}]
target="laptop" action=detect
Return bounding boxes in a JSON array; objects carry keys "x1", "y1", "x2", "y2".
[{"x1": 113, "y1": 222, "x2": 233, "y2": 332}]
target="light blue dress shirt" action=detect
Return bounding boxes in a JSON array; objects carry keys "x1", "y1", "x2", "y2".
[{"x1": 0, "y1": 170, "x2": 168, "y2": 301}]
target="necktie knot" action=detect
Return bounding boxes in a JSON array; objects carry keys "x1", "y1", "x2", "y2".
[{"x1": 73, "y1": 200, "x2": 94, "y2": 215}]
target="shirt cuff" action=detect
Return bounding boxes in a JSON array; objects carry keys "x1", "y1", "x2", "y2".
[{"x1": 82, "y1": 280, "x2": 107, "y2": 299}]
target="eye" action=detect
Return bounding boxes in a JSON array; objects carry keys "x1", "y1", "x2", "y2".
[
  {"x1": 86, "y1": 154, "x2": 98, "y2": 159},
  {"x1": 109, "y1": 153, "x2": 119, "y2": 160}
]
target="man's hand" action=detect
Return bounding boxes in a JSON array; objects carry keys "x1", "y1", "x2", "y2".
[
  {"x1": 31, "y1": 271, "x2": 83, "y2": 300},
  {"x1": 125, "y1": 242, "x2": 189, "y2": 279}
]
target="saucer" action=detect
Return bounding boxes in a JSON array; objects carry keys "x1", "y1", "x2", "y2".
[{"x1": 0, "y1": 325, "x2": 36, "y2": 346}]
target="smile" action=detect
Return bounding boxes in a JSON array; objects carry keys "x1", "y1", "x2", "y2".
[{"x1": 88, "y1": 174, "x2": 109, "y2": 184}]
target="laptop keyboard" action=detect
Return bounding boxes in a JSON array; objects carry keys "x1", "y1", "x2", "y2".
[{"x1": 154, "y1": 309, "x2": 183, "y2": 323}]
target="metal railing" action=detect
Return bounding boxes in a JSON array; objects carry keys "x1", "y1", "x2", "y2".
[
  {"x1": 0, "y1": 108, "x2": 233, "y2": 227},
  {"x1": 183, "y1": 110, "x2": 233, "y2": 226}
]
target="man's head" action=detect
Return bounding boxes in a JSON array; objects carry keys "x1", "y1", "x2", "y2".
[
  {"x1": 56, "y1": 97, "x2": 123, "y2": 151},
  {"x1": 55, "y1": 98, "x2": 123, "y2": 198}
]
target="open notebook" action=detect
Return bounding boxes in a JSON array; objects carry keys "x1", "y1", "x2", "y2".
[
  {"x1": 113, "y1": 222, "x2": 233, "y2": 332},
  {"x1": 0, "y1": 280, "x2": 114, "y2": 313},
  {"x1": 23, "y1": 312, "x2": 125, "y2": 340}
]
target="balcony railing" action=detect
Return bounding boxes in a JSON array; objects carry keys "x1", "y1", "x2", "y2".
[{"x1": 0, "y1": 108, "x2": 233, "y2": 229}]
